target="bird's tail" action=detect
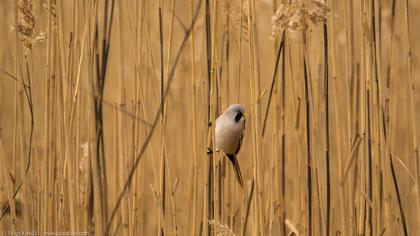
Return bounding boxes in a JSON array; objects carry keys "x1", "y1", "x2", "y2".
[{"x1": 227, "y1": 154, "x2": 244, "y2": 188}]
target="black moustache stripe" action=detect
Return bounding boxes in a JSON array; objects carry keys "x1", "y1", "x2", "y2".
[{"x1": 234, "y1": 111, "x2": 243, "y2": 123}]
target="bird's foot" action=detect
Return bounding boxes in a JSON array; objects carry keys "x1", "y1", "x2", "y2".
[{"x1": 207, "y1": 147, "x2": 213, "y2": 155}]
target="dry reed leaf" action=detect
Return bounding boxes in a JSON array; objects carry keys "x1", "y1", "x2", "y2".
[
  {"x1": 285, "y1": 218, "x2": 300, "y2": 236},
  {"x1": 78, "y1": 142, "x2": 89, "y2": 204},
  {"x1": 33, "y1": 31, "x2": 47, "y2": 43}
]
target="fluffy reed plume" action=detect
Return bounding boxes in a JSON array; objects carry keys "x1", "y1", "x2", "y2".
[
  {"x1": 42, "y1": 0, "x2": 57, "y2": 28},
  {"x1": 14, "y1": 0, "x2": 48, "y2": 49},
  {"x1": 209, "y1": 220, "x2": 236, "y2": 236},
  {"x1": 16, "y1": 0, "x2": 36, "y2": 49},
  {"x1": 224, "y1": 0, "x2": 249, "y2": 41},
  {"x1": 271, "y1": 0, "x2": 329, "y2": 37}
]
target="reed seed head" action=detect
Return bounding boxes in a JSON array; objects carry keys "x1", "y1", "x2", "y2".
[
  {"x1": 17, "y1": 0, "x2": 36, "y2": 49},
  {"x1": 209, "y1": 220, "x2": 236, "y2": 236},
  {"x1": 271, "y1": 0, "x2": 329, "y2": 38}
]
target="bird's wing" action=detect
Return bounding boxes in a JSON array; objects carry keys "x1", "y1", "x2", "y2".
[{"x1": 235, "y1": 133, "x2": 244, "y2": 155}]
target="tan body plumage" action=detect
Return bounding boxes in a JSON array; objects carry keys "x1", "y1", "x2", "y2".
[{"x1": 215, "y1": 104, "x2": 246, "y2": 188}]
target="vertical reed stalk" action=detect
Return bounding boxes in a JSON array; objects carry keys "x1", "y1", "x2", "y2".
[
  {"x1": 303, "y1": 40, "x2": 312, "y2": 236},
  {"x1": 280, "y1": 34, "x2": 287, "y2": 236},
  {"x1": 322, "y1": 2, "x2": 331, "y2": 234},
  {"x1": 117, "y1": 1, "x2": 129, "y2": 234},
  {"x1": 10, "y1": 0, "x2": 20, "y2": 229},
  {"x1": 236, "y1": 0, "x2": 243, "y2": 103},
  {"x1": 246, "y1": 0, "x2": 263, "y2": 234},
  {"x1": 402, "y1": 0, "x2": 420, "y2": 226},
  {"x1": 371, "y1": 0, "x2": 384, "y2": 234},
  {"x1": 204, "y1": 0, "x2": 214, "y2": 234},
  {"x1": 269, "y1": 132, "x2": 275, "y2": 236},
  {"x1": 43, "y1": 0, "x2": 53, "y2": 231},
  {"x1": 189, "y1": 0, "x2": 199, "y2": 235},
  {"x1": 210, "y1": 0, "x2": 219, "y2": 232},
  {"x1": 157, "y1": 0, "x2": 166, "y2": 235},
  {"x1": 113, "y1": 102, "x2": 120, "y2": 235}
]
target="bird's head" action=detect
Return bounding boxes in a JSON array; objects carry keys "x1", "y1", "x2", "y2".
[{"x1": 226, "y1": 104, "x2": 245, "y2": 123}]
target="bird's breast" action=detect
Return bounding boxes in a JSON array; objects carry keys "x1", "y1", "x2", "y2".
[{"x1": 215, "y1": 120, "x2": 244, "y2": 154}]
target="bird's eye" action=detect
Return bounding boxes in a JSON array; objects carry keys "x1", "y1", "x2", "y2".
[{"x1": 234, "y1": 111, "x2": 243, "y2": 122}]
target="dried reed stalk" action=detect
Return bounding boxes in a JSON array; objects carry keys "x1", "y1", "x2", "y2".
[{"x1": 189, "y1": 0, "x2": 199, "y2": 235}]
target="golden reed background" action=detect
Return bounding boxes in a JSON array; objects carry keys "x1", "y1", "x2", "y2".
[{"x1": 1, "y1": 0, "x2": 420, "y2": 235}]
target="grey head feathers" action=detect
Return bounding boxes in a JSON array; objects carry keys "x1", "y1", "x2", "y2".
[{"x1": 226, "y1": 104, "x2": 245, "y2": 123}]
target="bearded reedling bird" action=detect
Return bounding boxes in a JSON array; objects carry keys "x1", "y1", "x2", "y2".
[{"x1": 215, "y1": 104, "x2": 246, "y2": 188}]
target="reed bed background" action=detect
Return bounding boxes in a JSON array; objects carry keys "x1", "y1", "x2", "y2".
[{"x1": 1, "y1": 0, "x2": 420, "y2": 235}]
